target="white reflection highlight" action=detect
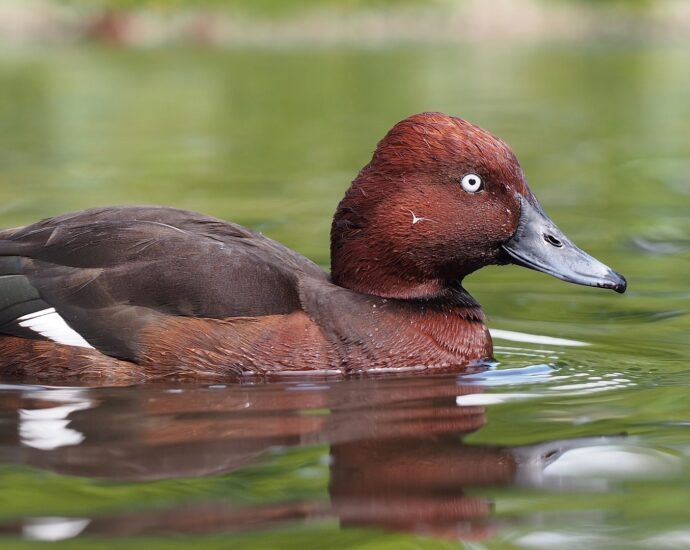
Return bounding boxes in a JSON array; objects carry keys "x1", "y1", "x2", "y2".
[
  {"x1": 490, "y1": 328, "x2": 589, "y2": 347},
  {"x1": 644, "y1": 530, "x2": 690, "y2": 549},
  {"x1": 543, "y1": 445, "x2": 681, "y2": 479},
  {"x1": 19, "y1": 389, "x2": 94, "y2": 451},
  {"x1": 23, "y1": 517, "x2": 90, "y2": 541},
  {"x1": 455, "y1": 392, "x2": 537, "y2": 406},
  {"x1": 517, "y1": 531, "x2": 610, "y2": 548},
  {"x1": 460, "y1": 363, "x2": 557, "y2": 386}
]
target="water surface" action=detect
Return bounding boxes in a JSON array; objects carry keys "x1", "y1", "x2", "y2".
[{"x1": 0, "y1": 44, "x2": 689, "y2": 548}]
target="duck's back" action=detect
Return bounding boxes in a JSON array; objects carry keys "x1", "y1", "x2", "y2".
[{"x1": 0, "y1": 206, "x2": 334, "y2": 378}]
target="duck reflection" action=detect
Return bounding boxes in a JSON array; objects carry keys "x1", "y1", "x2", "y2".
[{"x1": 0, "y1": 376, "x2": 622, "y2": 541}]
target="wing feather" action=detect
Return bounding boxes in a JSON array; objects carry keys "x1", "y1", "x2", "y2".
[{"x1": 0, "y1": 206, "x2": 327, "y2": 359}]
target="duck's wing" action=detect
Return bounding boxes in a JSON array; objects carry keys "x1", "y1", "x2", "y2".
[{"x1": 0, "y1": 206, "x2": 327, "y2": 360}]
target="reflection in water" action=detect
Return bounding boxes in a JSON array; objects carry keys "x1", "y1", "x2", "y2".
[
  {"x1": 18, "y1": 388, "x2": 94, "y2": 451},
  {"x1": 22, "y1": 517, "x2": 91, "y2": 542},
  {"x1": 0, "y1": 374, "x2": 671, "y2": 542}
]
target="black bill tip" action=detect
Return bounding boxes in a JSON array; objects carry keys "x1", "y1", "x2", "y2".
[{"x1": 610, "y1": 271, "x2": 627, "y2": 294}]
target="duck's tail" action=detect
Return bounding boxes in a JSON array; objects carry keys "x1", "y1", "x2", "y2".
[{"x1": 0, "y1": 253, "x2": 52, "y2": 339}]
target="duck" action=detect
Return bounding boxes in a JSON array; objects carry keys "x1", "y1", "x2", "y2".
[{"x1": 0, "y1": 112, "x2": 626, "y2": 383}]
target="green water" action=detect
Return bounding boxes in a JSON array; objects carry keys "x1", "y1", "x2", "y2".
[{"x1": 0, "y1": 44, "x2": 689, "y2": 548}]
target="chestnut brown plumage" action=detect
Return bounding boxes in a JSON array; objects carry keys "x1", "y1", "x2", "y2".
[{"x1": 0, "y1": 112, "x2": 625, "y2": 382}]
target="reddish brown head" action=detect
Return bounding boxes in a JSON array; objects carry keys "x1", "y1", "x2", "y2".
[
  {"x1": 330, "y1": 112, "x2": 626, "y2": 300},
  {"x1": 331, "y1": 112, "x2": 527, "y2": 299}
]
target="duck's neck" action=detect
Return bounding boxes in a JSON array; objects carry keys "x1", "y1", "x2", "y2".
[
  {"x1": 331, "y1": 255, "x2": 484, "y2": 322},
  {"x1": 402, "y1": 282, "x2": 485, "y2": 323},
  {"x1": 331, "y1": 262, "x2": 447, "y2": 301},
  {"x1": 330, "y1": 246, "x2": 485, "y2": 326}
]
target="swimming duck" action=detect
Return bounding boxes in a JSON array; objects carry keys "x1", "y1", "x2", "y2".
[{"x1": 0, "y1": 112, "x2": 626, "y2": 382}]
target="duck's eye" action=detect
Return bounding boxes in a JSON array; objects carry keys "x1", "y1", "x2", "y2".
[{"x1": 460, "y1": 173, "x2": 483, "y2": 193}]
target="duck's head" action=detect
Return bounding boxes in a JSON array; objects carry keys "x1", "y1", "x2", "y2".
[{"x1": 330, "y1": 112, "x2": 626, "y2": 300}]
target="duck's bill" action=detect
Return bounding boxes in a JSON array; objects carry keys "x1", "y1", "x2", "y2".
[{"x1": 502, "y1": 195, "x2": 627, "y2": 294}]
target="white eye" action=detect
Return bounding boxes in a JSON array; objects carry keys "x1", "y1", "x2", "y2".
[{"x1": 460, "y1": 173, "x2": 483, "y2": 193}]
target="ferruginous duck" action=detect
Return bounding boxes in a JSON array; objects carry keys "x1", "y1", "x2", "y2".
[{"x1": 0, "y1": 112, "x2": 626, "y2": 383}]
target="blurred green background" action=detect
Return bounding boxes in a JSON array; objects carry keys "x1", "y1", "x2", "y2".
[{"x1": 1, "y1": 1, "x2": 690, "y2": 548}]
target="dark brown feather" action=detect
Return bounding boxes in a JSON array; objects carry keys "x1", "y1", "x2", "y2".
[{"x1": 0, "y1": 206, "x2": 328, "y2": 361}]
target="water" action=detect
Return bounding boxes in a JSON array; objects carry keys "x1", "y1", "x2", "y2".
[{"x1": 0, "y1": 44, "x2": 689, "y2": 548}]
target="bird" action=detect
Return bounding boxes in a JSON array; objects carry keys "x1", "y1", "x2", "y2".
[{"x1": 0, "y1": 112, "x2": 626, "y2": 383}]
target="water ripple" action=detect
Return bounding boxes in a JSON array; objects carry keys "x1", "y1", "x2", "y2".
[
  {"x1": 631, "y1": 236, "x2": 690, "y2": 255},
  {"x1": 460, "y1": 363, "x2": 558, "y2": 386},
  {"x1": 490, "y1": 329, "x2": 589, "y2": 347}
]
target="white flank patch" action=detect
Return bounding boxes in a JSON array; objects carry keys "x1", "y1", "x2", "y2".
[
  {"x1": 489, "y1": 328, "x2": 589, "y2": 347},
  {"x1": 17, "y1": 308, "x2": 93, "y2": 349}
]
